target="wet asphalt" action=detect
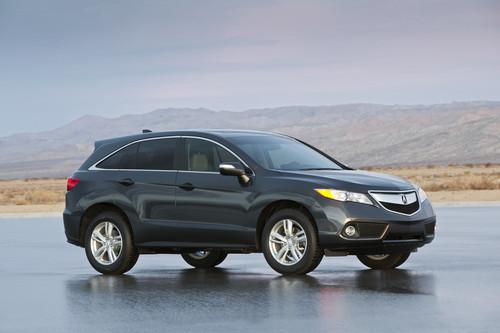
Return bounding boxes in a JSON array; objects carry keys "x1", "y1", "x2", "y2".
[{"x1": 0, "y1": 205, "x2": 499, "y2": 332}]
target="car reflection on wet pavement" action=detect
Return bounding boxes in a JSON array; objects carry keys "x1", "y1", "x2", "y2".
[{"x1": 1, "y1": 206, "x2": 499, "y2": 332}]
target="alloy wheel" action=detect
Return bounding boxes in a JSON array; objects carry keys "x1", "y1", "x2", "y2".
[
  {"x1": 188, "y1": 250, "x2": 210, "y2": 259},
  {"x1": 366, "y1": 254, "x2": 390, "y2": 260},
  {"x1": 90, "y1": 221, "x2": 123, "y2": 265},
  {"x1": 268, "y1": 219, "x2": 307, "y2": 266}
]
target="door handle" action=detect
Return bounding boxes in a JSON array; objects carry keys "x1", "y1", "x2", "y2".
[
  {"x1": 118, "y1": 178, "x2": 135, "y2": 186},
  {"x1": 179, "y1": 182, "x2": 194, "y2": 191}
]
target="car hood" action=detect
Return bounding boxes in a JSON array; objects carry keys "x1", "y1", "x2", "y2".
[{"x1": 288, "y1": 169, "x2": 414, "y2": 191}]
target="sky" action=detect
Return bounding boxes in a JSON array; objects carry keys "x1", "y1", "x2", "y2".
[{"x1": 1, "y1": 0, "x2": 499, "y2": 135}]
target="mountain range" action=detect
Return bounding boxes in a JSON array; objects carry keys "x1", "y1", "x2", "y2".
[{"x1": 1, "y1": 101, "x2": 499, "y2": 179}]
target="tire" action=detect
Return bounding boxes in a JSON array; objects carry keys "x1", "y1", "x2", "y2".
[
  {"x1": 262, "y1": 208, "x2": 323, "y2": 275},
  {"x1": 181, "y1": 250, "x2": 227, "y2": 268},
  {"x1": 357, "y1": 252, "x2": 411, "y2": 269},
  {"x1": 84, "y1": 211, "x2": 139, "y2": 275}
]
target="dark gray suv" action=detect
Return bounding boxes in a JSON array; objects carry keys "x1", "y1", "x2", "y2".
[{"x1": 64, "y1": 130, "x2": 436, "y2": 275}]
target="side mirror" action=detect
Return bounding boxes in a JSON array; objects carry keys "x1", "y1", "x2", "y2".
[
  {"x1": 219, "y1": 162, "x2": 245, "y2": 176},
  {"x1": 219, "y1": 162, "x2": 251, "y2": 184}
]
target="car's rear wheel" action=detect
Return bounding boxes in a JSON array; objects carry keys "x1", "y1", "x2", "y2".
[
  {"x1": 181, "y1": 250, "x2": 227, "y2": 268},
  {"x1": 262, "y1": 208, "x2": 323, "y2": 275},
  {"x1": 357, "y1": 252, "x2": 411, "y2": 269},
  {"x1": 84, "y1": 211, "x2": 138, "y2": 275}
]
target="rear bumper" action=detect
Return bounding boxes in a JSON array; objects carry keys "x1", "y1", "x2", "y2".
[{"x1": 63, "y1": 208, "x2": 83, "y2": 247}]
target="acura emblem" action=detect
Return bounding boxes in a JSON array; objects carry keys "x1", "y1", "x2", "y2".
[{"x1": 401, "y1": 194, "x2": 408, "y2": 204}]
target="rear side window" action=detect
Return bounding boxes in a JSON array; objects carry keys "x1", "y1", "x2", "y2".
[
  {"x1": 185, "y1": 138, "x2": 240, "y2": 172},
  {"x1": 136, "y1": 138, "x2": 176, "y2": 170},
  {"x1": 96, "y1": 138, "x2": 177, "y2": 170},
  {"x1": 96, "y1": 143, "x2": 138, "y2": 169}
]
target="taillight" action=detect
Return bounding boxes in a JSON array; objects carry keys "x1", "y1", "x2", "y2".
[{"x1": 67, "y1": 177, "x2": 80, "y2": 191}]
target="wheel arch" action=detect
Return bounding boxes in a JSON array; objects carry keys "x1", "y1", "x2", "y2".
[
  {"x1": 79, "y1": 202, "x2": 133, "y2": 245},
  {"x1": 255, "y1": 199, "x2": 317, "y2": 250}
]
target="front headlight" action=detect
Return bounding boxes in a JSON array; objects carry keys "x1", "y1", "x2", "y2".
[
  {"x1": 412, "y1": 183, "x2": 428, "y2": 203},
  {"x1": 418, "y1": 187, "x2": 428, "y2": 203},
  {"x1": 315, "y1": 189, "x2": 373, "y2": 205}
]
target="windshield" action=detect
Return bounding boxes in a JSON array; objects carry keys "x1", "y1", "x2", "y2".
[{"x1": 227, "y1": 134, "x2": 343, "y2": 171}]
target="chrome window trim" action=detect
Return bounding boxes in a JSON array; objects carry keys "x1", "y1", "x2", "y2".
[
  {"x1": 178, "y1": 170, "x2": 219, "y2": 175},
  {"x1": 368, "y1": 189, "x2": 421, "y2": 216},
  {"x1": 88, "y1": 135, "x2": 180, "y2": 172},
  {"x1": 88, "y1": 135, "x2": 254, "y2": 175}
]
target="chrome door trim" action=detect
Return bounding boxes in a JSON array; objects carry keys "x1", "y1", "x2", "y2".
[{"x1": 88, "y1": 135, "x2": 254, "y2": 175}]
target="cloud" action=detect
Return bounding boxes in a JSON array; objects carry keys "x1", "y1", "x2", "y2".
[{"x1": 0, "y1": 0, "x2": 499, "y2": 135}]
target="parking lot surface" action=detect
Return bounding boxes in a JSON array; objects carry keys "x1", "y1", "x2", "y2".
[{"x1": 1, "y1": 206, "x2": 499, "y2": 332}]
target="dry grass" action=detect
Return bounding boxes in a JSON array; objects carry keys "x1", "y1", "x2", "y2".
[
  {"x1": 0, "y1": 178, "x2": 66, "y2": 206},
  {"x1": 365, "y1": 163, "x2": 500, "y2": 192},
  {"x1": 0, "y1": 164, "x2": 499, "y2": 214}
]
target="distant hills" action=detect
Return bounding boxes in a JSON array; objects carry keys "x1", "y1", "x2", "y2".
[{"x1": 1, "y1": 101, "x2": 499, "y2": 179}]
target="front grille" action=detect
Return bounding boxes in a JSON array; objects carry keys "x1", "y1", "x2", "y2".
[
  {"x1": 381, "y1": 201, "x2": 420, "y2": 215},
  {"x1": 357, "y1": 222, "x2": 388, "y2": 238},
  {"x1": 370, "y1": 191, "x2": 420, "y2": 215},
  {"x1": 385, "y1": 233, "x2": 424, "y2": 241}
]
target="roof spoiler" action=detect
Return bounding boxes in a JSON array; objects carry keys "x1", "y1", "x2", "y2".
[
  {"x1": 94, "y1": 129, "x2": 152, "y2": 150},
  {"x1": 94, "y1": 139, "x2": 107, "y2": 150}
]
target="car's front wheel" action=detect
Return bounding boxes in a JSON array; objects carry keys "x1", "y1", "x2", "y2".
[
  {"x1": 181, "y1": 250, "x2": 227, "y2": 268},
  {"x1": 262, "y1": 208, "x2": 323, "y2": 275},
  {"x1": 84, "y1": 211, "x2": 138, "y2": 275},
  {"x1": 357, "y1": 252, "x2": 411, "y2": 269}
]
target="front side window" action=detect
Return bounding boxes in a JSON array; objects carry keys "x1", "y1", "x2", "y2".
[
  {"x1": 226, "y1": 134, "x2": 342, "y2": 171},
  {"x1": 185, "y1": 138, "x2": 240, "y2": 172}
]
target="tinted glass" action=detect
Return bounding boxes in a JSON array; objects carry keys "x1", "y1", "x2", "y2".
[
  {"x1": 226, "y1": 135, "x2": 342, "y2": 171},
  {"x1": 185, "y1": 138, "x2": 240, "y2": 172},
  {"x1": 96, "y1": 143, "x2": 138, "y2": 169},
  {"x1": 136, "y1": 139, "x2": 176, "y2": 170}
]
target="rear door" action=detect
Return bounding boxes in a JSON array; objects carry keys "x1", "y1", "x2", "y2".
[
  {"x1": 94, "y1": 137, "x2": 181, "y2": 243},
  {"x1": 131, "y1": 138, "x2": 179, "y2": 224},
  {"x1": 174, "y1": 137, "x2": 256, "y2": 247}
]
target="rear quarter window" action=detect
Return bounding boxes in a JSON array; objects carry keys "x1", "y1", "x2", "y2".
[{"x1": 96, "y1": 143, "x2": 138, "y2": 169}]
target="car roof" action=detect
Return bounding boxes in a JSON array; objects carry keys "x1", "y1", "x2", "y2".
[
  {"x1": 94, "y1": 129, "x2": 285, "y2": 149},
  {"x1": 82, "y1": 129, "x2": 350, "y2": 172},
  {"x1": 202, "y1": 129, "x2": 286, "y2": 137}
]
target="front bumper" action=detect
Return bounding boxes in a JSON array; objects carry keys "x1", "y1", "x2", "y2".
[
  {"x1": 321, "y1": 216, "x2": 435, "y2": 255},
  {"x1": 316, "y1": 198, "x2": 436, "y2": 254}
]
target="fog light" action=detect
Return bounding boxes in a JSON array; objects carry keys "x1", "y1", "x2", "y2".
[{"x1": 345, "y1": 225, "x2": 357, "y2": 237}]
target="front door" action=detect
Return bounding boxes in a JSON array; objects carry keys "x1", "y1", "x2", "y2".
[{"x1": 174, "y1": 137, "x2": 255, "y2": 247}]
